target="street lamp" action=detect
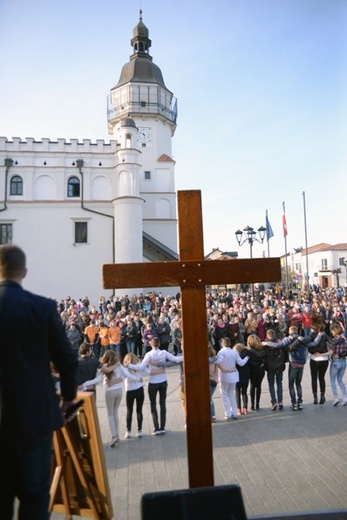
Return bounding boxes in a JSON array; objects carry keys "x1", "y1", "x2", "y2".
[{"x1": 235, "y1": 225, "x2": 266, "y2": 259}]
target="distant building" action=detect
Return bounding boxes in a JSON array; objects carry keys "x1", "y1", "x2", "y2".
[
  {"x1": 0, "y1": 13, "x2": 178, "y2": 302},
  {"x1": 283, "y1": 243, "x2": 347, "y2": 288},
  {"x1": 205, "y1": 248, "x2": 238, "y2": 261}
]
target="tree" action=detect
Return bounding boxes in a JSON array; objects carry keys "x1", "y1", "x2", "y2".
[{"x1": 332, "y1": 268, "x2": 342, "y2": 288}]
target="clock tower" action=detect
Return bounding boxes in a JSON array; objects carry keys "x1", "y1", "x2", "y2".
[{"x1": 108, "y1": 11, "x2": 178, "y2": 258}]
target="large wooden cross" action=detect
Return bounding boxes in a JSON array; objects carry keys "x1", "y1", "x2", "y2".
[{"x1": 103, "y1": 190, "x2": 281, "y2": 488}]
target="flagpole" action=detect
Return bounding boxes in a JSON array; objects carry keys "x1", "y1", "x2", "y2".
[
  {"x1": 266, "y1": 210, "x2": 270, "y2": 257},
  {"x1": 283, "y1": 201, "x2": 289, "y2": 292},
  {"x1": 303, "y1": 191, "x2": 309, "y2": 289}
]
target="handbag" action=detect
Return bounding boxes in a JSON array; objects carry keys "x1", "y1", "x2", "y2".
[{"x1": 210, "y1": 379, "x2": 217, "y2": 388}]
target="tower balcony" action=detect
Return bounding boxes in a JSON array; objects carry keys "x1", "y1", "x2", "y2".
[{"x1": 107, "y1": 91, "x2": 177, "y2": 125}]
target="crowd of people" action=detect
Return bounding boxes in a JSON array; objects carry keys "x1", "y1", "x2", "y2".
[{"x1": 60, "y1": 285, "x2": 347, "y2": 444}]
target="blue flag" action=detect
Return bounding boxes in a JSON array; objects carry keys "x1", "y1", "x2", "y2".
[{"x1": 266, "y1": 214, "x2": 274, "y2": 241}]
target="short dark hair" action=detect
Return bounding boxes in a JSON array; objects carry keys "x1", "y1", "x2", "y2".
[
  {"x1": 79, "y1": 343, "x2": 91, "y2": 356},
  {"x1": 0, "y1": 245, "x2": 26, "y2": 279}
]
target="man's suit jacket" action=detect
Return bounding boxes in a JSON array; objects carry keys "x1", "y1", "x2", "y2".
[{"x1": 0, "y1": 281, "x2": 77, "y2": 444}]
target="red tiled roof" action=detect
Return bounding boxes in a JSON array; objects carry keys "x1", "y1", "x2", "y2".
[
  {"x1": 302, "y1": 243, "x2": 347, "y2": 254},
  {"x1": 157, "y1": 154, "x2": 175, "y2": 163}
]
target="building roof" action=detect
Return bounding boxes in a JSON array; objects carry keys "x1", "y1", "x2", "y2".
[
  {"x1": 143, "y1": 231, "x2": 178, "y2": 261},
  {"x1": 113, "y1": 12, "x2": 167, "y2": 90},
  {"x1": 301, "y1": 243, "x2": 347, "y2": 255},
  {"x1": 120, "y1": 117, "x2": 137, "y2": 128},
  {"x1": 205, "y1": 248, "x2": 238, "y2": 260},
  {"x1": 157, "y1": 154, "x2": 175, "y2": 163}
]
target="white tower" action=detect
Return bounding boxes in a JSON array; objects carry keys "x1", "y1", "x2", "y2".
[
  {"x1": 113, "y1": 117, "x2": 143, "y2": 265},
  {"x1": 108, "y1": 11, "x2": 178, "y2": 256}
]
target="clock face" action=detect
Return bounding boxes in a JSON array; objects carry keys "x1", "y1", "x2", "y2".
[{"x1": 137, "y1": 127, "x2": 151, "y2": 142}]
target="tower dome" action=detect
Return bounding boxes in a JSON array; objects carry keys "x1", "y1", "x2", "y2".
[
  {"x1": 107, "y1": 10, "x2": 177, "y2": 134},
  {"x1": 120, "y1": 117, "x2": 137, "y2": 129}
]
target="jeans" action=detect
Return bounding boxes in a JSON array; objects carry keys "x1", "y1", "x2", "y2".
[
  {"x1": 288, "y1": 364, "x2": 304, "y2": 405},
  {"x1": 210, "y1": 385, "x2": 216, "y2": 416},
  {"x1": 126, "y1": 386, "x2": 145, "y2": 431},
  {"x1": 110, "y1": 343, "x2": 121, "y2": 357},
  {"x1": 267, "y1": 371, "x2": 283, "y2": 404},
  {"x1": 126, "y1": 340, "x2": 136, "y2": 354},
  {"x1": 0, "y1": 434, "x2": 52, "y2": 520},
  {"x1": 148, "y1": 381, "x2": 168, "y2": 430},
  {"x1": 92, "y1": 341, "x2": 101, "y2": 359},
  {"x1": 330, "y1": 359, "x2": 347, "y2": 399}
]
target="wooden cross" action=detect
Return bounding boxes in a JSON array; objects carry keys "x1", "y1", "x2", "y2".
[{"x1": 103, "y1": 190, "x2": 281, "y2": 488}]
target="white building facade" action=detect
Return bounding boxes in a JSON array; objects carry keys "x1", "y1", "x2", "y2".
[
  {"x1": 285, "y1": 243, "x2": 347, "y2": 289},
  {"x1": 0, "y1": 13, "x2": 178, "y2": 303}
]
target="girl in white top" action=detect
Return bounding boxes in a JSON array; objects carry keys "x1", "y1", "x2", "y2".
[
  {"x1": 123, "y1": 352, "x2": 165, "y2": 439},
  {"x1": 216, "y1": 337, "x2": 249, "y2": 419},
  {"x1": 81, "y1": 350, "x2": 142, "y2": 446},
  {"x1": 124, "y1": 337, "x2": 182, "y2": 434}
]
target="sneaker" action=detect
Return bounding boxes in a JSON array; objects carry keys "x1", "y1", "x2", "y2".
[
  {"x1": 211, "y1": 416, "x2": 217, "y2": 422},
  {"x1": 291, "y1": 404, "x2": 298, "y2": 411},
  {"x1": 279, "y1": 404, "x2": 283, "y2": 410},
  {"x1": 231, "y1": 415, "x2": 237, "y2": 420},
  {"x1": 298, "y1": 403, "x2": 303, "y2": 410},
  {"x1": 333, "y1": 398, "x2": 340, "y2": 406},
  {"x1": 160, "y1": 428, "x2": 166, "y2": 435},
  {"x1": 110, "y1": 436, "x2": 119, "y2": 447},
  {"x1": 153, "y1": 428, "x2": 161, "y2": 435},
  {"x1": 272, "y1": 403, "x2": 278, "y2": 411},
  {"x1": 136, "y1": 430, "x2": 143, "y2": 438},
  {"x1": 124, "y1": 431, "x2": 131, "y2": 439},
  {"x1": 342, "y1": 398, "x2": 347, "y2": 406}
]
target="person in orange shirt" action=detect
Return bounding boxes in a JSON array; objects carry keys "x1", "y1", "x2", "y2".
[
  {"x1": 109, "y1": 320, "x2": 121, "y2": 357},
  {"x1": 98, "y1": 318, "x2": 110, "y2": 358},
  {"x1": 84, "y1": 320, "x2": 99, "y2": 358}
]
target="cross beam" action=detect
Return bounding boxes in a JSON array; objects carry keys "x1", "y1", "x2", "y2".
[{"x1": 103, "y1": 190, "x2": 281, "y2": 488}]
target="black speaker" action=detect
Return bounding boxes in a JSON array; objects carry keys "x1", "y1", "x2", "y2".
[{"x1": 141, "y1": 484, "x2": 247, "y2": 520}]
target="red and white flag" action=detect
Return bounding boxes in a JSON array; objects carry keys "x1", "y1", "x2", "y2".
[{"x1": 282, "y1": 213, "x2": 288, "y2": 237}]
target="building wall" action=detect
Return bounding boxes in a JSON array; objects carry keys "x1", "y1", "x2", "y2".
[{"x1": 0, "y1": 136, "x2": 178, "y2": 303}]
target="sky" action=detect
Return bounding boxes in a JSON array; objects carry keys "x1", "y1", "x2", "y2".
[{"x1": 0, "y1": 0, "x2": 346, "y2": 259}]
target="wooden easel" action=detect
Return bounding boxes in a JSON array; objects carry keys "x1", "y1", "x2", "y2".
[{"x1": 49, "y1": 392, "x2": 113, "y2": 519}]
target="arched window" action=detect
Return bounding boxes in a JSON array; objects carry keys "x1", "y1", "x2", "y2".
[
  {"x1": 67, "y1": 176, "x2": 80, "y2": 197},
  {"x1": 126, "y1": 133, "x2": 132, "y2": 148},
  {"x1": 10, "y1": 175, "x2": 23, "y2": 195}
]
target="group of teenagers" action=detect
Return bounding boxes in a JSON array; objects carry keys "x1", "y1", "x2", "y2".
[{"x1": 59, "y1": 285, "x2": 347, "y2": 444}]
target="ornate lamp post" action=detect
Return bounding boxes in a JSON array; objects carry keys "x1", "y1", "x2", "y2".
[
  {"x1": 235, "y1": 225, "x2": 266, "y2": 296},
  {"x1": 235, "y1": 225, "x2": 266, "y2": 259}
]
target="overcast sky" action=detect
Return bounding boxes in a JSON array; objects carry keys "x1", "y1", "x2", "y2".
[{"x1": 0, "y1": 0, "x2": 346, "y2": 259}]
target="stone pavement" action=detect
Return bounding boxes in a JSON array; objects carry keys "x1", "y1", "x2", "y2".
[{"x1": 52, "y1": 362, "x2": 347, "y2": 520}]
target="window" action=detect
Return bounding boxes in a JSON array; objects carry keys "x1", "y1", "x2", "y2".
[
  {"x1": 321, "y1": 259, "x2": 328, "y2": 270},
  {"x1": 144, "y1": 171, "x2": 151, "y2": 180},
  {"x1": 0, "y1": 223, "x2": 12, "y2": 244},
  {"x1": 75, "y1": 222, "x2": 87, "y2": 244},
  {"x1": 67, "y1": 177, "x2": 80, "y2": 197},
  {"x1": 10, "y1": 176, "x2": 23, "y2": 195},
  {"x1": 339, "y1": 258, "x2": 346, "y2": 266}
]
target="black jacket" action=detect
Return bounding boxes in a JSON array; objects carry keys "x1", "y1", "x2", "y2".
[
  {"x1": 0, "y1": 281, "x2": 77, "y2": 445},
  {"x1": 264, "y1": 341, "x2": 286, "y2": 374}
]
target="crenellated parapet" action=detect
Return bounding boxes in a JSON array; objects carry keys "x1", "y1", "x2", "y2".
[{"x1": 0, "y1": 137, "x2": 119, "y2": 154}]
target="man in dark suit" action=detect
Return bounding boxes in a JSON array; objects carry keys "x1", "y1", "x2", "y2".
[{"x1": 0, "y1": 245, "x2": 78, "y2": 519}]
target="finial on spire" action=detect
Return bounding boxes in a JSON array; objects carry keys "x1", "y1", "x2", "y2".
[{"x1": 139, "y1": 9, "x2": 142, "y2": 21}]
